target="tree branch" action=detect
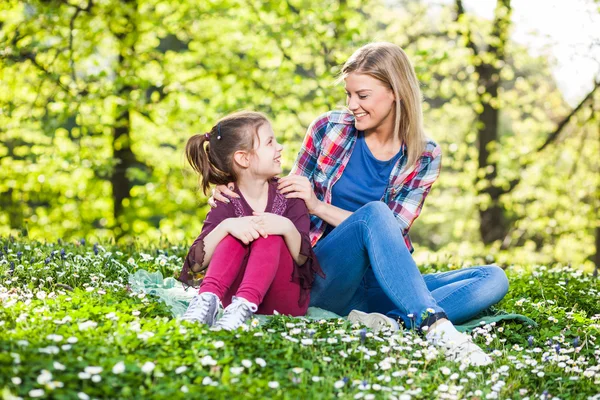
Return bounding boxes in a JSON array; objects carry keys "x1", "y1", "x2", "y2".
[
  {"x1": 59, "y1": 0, "x2": 93, "y2": 13},
  {"x1": 537, "y1": 80, "x2": 600, "y2": 153},
  {"x1": 455, "y1": 0, "x2": 479, "y2": 56},
  {"x1": 64, "y1": 0, "x2": 94, "y2": 81},
  {"x1": 9, "y1": 51, "x2": 74, "y2": 95},
  {"x1": 500, "y1": 79, "x2": 600, "y2": 195}
]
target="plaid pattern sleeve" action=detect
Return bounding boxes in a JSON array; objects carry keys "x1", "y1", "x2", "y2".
[
  {"x1": 290, "y1": 115, "x2": 326, "y2": 179},
  {"x1": 389, "y1": 141, "x2": 442, "y2": 235}
]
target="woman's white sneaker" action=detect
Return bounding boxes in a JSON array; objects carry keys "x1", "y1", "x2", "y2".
[
  {"x1": 439, "y1": 334, "x2": 493, "y2": 366},
  {"x1": 348, "y1": 310, "x2": 400, "y2": 333},
  {"x1": 426, "y1": 321, "x2": 492, "y2": 366},
  {"x1": 181, "y1": 292, "x2": 221, "y2": 327},
  {"x1": 214, "y1": 296, "x2": 258, "y2": 331}
]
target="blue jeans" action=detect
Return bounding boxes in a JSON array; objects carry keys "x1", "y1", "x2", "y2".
[{"x1": 310, "y1": 202, "x2": 509, "y2": 328}]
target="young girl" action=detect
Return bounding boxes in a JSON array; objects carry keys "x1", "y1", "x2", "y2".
[{"x1": 178, "y1": 111, "x2": 324, "y2": 331}]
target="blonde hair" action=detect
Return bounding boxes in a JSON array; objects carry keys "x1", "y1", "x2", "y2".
[{"x1": 340, "y1": 42, "x2": 427, "y2": 170}]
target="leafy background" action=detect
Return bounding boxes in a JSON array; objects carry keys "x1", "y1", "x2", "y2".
[{"x1": 1, "y1": 0, "x2": 599, "y2": 270}]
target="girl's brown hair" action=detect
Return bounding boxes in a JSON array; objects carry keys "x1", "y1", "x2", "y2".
[
  {"x1": 340, "y1": 42, "x2": 427, "y2": 171},
  {"x1": 186, "y1": 111, "x2": 269, "y2": 194}
]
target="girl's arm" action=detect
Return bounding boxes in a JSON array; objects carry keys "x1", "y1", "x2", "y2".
[
  {"x1": 281, "y1": 221, "x2": 306, "y2": 265},
  {"x1": 198, "y1": 220, "x2": 231, "y2": 268},
  {"x1": 200, "y1": 217, "x2": 266, "y2": 268},
  {"x1": 280, "y1": 197, "x2": 325, "y2": 280},
  {"x1": 251, "y1": 212, "x2": 305, "y2": 265},
  {"x1": 179, "y1": 201, "x2": 235, "y2": 285},
  {"x1": 252, "y1": 197, "x2": 325, "y2": 301}
]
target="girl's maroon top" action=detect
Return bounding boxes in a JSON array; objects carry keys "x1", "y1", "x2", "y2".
[{"x1": 178, "y1": 178, "x2": 324, "y2": 306}]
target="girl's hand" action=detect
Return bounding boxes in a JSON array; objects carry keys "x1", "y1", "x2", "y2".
[
  {"x1": 252, "y1": 212, "x2": 293, "y2": 236},
  {"x1": 224, "y1": 217, "x2": 267, "y2": 245},
  {"x1": 208, "y1": 183, "x2": 240, "y2": 207},
  {"x1": 277, "y1": 175, "x2": 322, "y2": 213}
]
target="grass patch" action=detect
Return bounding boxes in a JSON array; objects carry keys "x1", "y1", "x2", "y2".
[{"x1": 1, "y1": 236, "x2": 599, "y2": 399}]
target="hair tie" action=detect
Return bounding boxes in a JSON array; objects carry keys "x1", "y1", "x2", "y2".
[
  {"x1": 204, "y1": 133, "x2": 210, "y2": 140},
  {"x1": 217, "y1": 123, "x2": 222, "y2": 140}
]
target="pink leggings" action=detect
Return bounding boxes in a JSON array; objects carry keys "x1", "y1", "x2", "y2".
[{"x1": 199, "y1": 235, "x2": 308, "y2": 316}]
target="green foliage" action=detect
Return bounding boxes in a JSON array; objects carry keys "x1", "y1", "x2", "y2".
[
  {"x1": 0, "y1": 0, "x2": 598, "y2": 267},
  {"x1": 1, "y1": 236, "x2": 599, "y2": 399}
]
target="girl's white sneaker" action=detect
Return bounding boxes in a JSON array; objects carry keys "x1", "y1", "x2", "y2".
[
  {"x1": 214, "y1": 296, "x2": 258, "y2": 331},
  {"x1": 181, "y1": 292, "x2": 221, "y2": 327}
]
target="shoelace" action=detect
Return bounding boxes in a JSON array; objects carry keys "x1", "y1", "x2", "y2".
[
  {"x1": 218, "y1": 300, "x2": 257, "y2": 327},
  {"x1": 183, "y1": 295, "x2": 210, "y2": 321}
]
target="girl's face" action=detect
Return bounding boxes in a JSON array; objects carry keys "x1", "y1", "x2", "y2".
[
  {"x1": 249, "y1": 123, "x2": 283, "y2": 178},
  {"x1": 344, "y1": 72, "x2": 396, "y2": 134}
]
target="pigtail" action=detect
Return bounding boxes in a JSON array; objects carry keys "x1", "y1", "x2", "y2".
[{"x1": 185, "y1": 133, "x2": 233, "y2": 195}]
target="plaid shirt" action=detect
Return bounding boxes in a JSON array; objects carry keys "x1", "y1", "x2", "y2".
[{"x1": 291, "y1": 110, "x2": 442, "y2": 252}]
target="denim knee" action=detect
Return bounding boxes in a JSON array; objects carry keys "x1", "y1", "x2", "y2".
[
  {"x1": 485, "y1": 265, "x2": 509, "y2": 303},
  {"x1": 355, "y1": 201, "x2": 395, "y2": 224}
]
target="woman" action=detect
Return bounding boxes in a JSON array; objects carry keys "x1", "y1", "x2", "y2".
[{"x1": 211, "y1": 42, "x2": 509, "y2": 365}]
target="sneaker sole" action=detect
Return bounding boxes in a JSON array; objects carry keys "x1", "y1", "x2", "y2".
[{"x1": 348, "y1": 310, "x2": 398, "y2": 333}]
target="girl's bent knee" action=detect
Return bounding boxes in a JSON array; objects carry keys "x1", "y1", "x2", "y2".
[
  {"x1": 218, "y1": 235, "x2": 246, "y2": 249},
  {"x1": 251, "y1": 235, "x2": 285, "y2": 248}
]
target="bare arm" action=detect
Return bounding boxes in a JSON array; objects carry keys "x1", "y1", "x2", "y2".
[
  {"x1": 199, "y1": 221, "x2": 230, "y2": 268},
  {"x1": 200, "y1": 217, "x2": 265, "y2": 268},
  {"x1": 281, "y1": 219, "x2": 307, "y2": 265},
  {"x1": 207, "y1": 184, "x2": 239, "y2": 207},
  {"x1": 310, "y1": 201, "x2": 352, "y2": 228},
  {"x1": 278, "y1": 175, "x2": 352, "y2": 228}
]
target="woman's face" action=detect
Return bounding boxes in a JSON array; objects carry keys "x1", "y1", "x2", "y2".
[{"x1": 344, "y1": 73, "x2": 396, "y2": 134}]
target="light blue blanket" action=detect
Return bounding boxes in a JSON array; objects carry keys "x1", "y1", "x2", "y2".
[{"x1": 129, "y1": 269, "x2": 536, "y2": 332}]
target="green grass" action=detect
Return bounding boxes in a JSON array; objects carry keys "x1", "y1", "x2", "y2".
[{"x1": 1, "y1": 236, "x2": 599, "y2": 399}]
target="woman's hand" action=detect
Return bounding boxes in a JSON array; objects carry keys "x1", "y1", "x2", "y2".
[
  {"x1": 223, "y1": 217, "x2": 267, "y2": 245},
  {"x1": 208, "y1": 183, "x2": 240, "y2": 208},
  {"x1": 277, "y1": 175, "x2": 322, "y2": 214},
  {"x1": 252, "y1": 212, "x2": 293, "y2": 236}
]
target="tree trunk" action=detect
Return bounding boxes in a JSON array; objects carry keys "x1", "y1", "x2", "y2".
[
  {"x1": 0, "y1": 139, "x2": 25, "y2": 230},
  {"x1": 111, "y1": 0, "x2": 138, "y2": 240},
  {"x1": 594, "y1": 225, "x2": 599, "y2": 276},
  {"x1": 474, "y1": 0, "x2": 512, "y2": 244},
  {"x1": 111, "y1": 103, "x2": 135, "y2": 238},
  {"x1": 477, "y1": 60, "x2": 508, "y2": 243},
  {"x1": 595, "y1": 128, "x2": 600, "y2": 275},
  {"x1": 111, "y1": 44, "x2": 135, "y2": 238}
]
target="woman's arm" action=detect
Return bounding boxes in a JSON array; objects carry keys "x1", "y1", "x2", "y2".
[
  {"x1": 277, "y1": 175, "x2": 350, "y2": 228},
  {"x1": 289, "y1": 115, "x2": 323, "y2": 180},
  {"x1": 281, "y1": 142, "x2": 442, "y2": 230},
  {"x1": 310, "y1": 200, "x2": 352, "y2": 228}
]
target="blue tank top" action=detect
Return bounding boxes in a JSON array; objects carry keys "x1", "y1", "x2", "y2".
[{"x1": 323, "y1": 132, "x2": 402, "y2": 236}]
